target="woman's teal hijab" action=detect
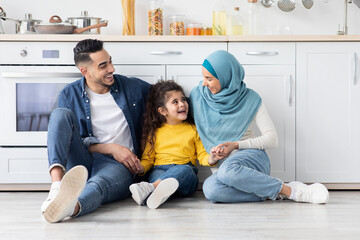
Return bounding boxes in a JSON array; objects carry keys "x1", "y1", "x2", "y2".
[{"x1": 190, "y1": 50, "x2": 262, "y2": 153}]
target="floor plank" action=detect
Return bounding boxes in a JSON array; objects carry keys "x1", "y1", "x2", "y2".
[{"x1": 0, "y1": 191, "x2": 359, "y2": 239}]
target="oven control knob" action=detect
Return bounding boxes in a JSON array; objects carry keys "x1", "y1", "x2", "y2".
[{"x1": 20, "y1": 49, "x2": 27, "y2": 57}]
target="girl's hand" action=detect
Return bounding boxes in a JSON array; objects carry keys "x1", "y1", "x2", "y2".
[
  {"x1": 213, "y1": 142, "x2": 239, "y2": 158},
  {"x1": 208, "y1": 147, "x2": 224, "y2": 166}
]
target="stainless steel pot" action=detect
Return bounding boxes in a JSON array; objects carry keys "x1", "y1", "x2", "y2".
[
  {"x1": 67, "y1": 11, "x2": 105, "y2": 34},
  {"x1": 2, "y1": 13, "x2": 42, "y2": 34}
]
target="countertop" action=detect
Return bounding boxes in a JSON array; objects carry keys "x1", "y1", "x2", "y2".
[{"x1": 0, "y1": 34, "x2": 360, "y2": 42}]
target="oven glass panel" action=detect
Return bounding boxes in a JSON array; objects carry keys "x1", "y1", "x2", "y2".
[{"x1": 16, "y1": 83, "x2": 67, "y2": 131}]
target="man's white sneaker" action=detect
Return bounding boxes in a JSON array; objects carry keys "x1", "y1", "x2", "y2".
[
  {"x1": 129, "y1": 182, "x2": 155, "y2": 205},
  {"x1": 146, "y1": 178, "x2": 179, "y2": 209},
  {"x1": 41, "y1": 181, "x2": 61, "y2": 213},
  {"x1": 290, "y1": 182, "x2": 329, "y2": 204},
  {"x1": 43, "y1": 165, "x2": 88, "y2": 223}
]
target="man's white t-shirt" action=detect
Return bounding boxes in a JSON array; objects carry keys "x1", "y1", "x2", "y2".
[{"x1": 85, "y1": 85, "x2": 134, "y2": 152}]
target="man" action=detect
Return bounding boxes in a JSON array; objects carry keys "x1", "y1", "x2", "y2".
[{"x1": 41, "y1": 39, "x2": 151, "y2": 223}]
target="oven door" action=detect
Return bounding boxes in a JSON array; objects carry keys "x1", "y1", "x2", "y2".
[{"x1": 0, "y1": 66, "x2": 82, "y2": 146}]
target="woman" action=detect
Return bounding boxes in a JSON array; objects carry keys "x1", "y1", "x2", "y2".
[{"x1": 190, "y1": 50, "x2": 329, "y2": 204}]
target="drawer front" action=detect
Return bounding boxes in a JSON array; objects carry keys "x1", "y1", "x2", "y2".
[
  {"x1": 0, "y1": 147, "x2": 50, "y2": 183},
  {"x1": 106, "y1": 42, "x2": 227, "y2": 64},
  {"x1": 228, "y1": 42, "x2": 295, "y2": 65}
]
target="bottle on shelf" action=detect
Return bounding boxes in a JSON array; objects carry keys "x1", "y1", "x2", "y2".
[
  {"x1": 231, "y1": 7, "x2": 244, "y2": 35},
  {"x1": 212, "y1": 0, "x2": 226, "y2": 35},
  {"x1": 246, "y1": 0, "x2": 258, "y2": 35}
]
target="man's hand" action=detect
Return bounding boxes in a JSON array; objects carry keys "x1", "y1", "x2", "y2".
[{"x1": 89, "y1": 143, "x2": 142, "y2": 174}]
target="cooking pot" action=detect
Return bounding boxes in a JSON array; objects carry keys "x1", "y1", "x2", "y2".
[
  {"x1": 67, "y1": 11, "x2": 106, "y2": 34},
  {"x1": 2, "y1": 13, "x2": 42, "y2": 34},
  {"x1": 34, "y1": 15, "x2": 108, "y2": 34}
]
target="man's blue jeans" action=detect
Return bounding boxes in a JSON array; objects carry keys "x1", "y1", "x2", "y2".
[
  {"x1": 202, "y1": 149, "x2": 283, "y2": 203},
  {"x1": 47, "y1": 108, "x2": 133, "y2": 216},
  {"x1": 148, "y1": 164, "x2": 199, "y2": 197}
]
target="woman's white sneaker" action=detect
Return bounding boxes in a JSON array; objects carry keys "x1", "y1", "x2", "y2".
[
  {"x1": 289, "y1": 182, "x2": 329, "y2": 204},
  {"x1": 146, "y1": 178, "x2": 179, "y2": 209},
  {"x1": 43, "y1": 165, "x2": 88, "y2": 223}
]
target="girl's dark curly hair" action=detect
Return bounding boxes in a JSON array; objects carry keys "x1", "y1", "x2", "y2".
[{"x1": 141, "y1": 80, "x2": 194, "y2": 156}]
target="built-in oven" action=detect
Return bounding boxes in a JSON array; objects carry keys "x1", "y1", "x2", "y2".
[
  {"x1": 0, "y1": 42, "x2": 81, "y2": 186},
  {"x1": 0, "y1": 66, "x2": 81, "y2": 145}
]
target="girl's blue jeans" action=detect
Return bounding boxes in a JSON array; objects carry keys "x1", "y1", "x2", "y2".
[
  {"x1": 47, "y1": 108, "x2": 133, "y2": 216},
  {"x1": 148, "y1": 163, "x2": 199, "y2": 197},
  {"x1": 202, "y1": 149, "x2": 283, "y2": 203}
]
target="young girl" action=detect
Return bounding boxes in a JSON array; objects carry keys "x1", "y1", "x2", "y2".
[{"x1": 129, "y1": 80, "x2": 222, "y2": 209}]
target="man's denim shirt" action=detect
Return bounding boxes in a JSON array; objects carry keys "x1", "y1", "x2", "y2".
[{"x1": 57, "y1": 74, "x2": 151, "y2": 156}]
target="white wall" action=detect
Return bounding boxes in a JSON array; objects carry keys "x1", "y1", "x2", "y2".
[{"x1": 1, "y1": 0, "x2": 360, "y2": 35}]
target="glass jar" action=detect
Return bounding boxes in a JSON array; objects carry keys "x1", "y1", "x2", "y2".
[
  {"x1": 186, "y1": 23, "x2": 201, "y2": 35},
  {"x1": 200, "y1": 27, "x2": 213, "y2": 35},
  {"x1": 148, "y1": 0, "x2": 163, "y2": 35},
  {"x1": 169, "y1": 15, "x2": 185, "y2": 36}
]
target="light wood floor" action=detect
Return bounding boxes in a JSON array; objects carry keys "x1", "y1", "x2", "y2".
[{"x1": 0, "y1": 191, "x2": 359, "y2": 240}]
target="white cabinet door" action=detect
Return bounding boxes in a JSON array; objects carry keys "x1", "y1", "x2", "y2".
[
  {"x1": 296, "y1": 43, "x2": 360, "y2": 183},
  {"x1": 229, "y1": 43, "x2": 296, "y2": 182},
  {"x1": 166, "y1": 65, "x2": 202, "y2": 96},
  {"x1": 0, "y1": 147, "x2": 50, "y2": 183},
  {"x1": 167, "y1": 64, "x2": 212, "y2": 183},
  {"x1": 243, "y1": 65, "x2": 295, "y2": 182},
  {"x1": 113, "y1": 65, "x2": 165, "y2": 84}
]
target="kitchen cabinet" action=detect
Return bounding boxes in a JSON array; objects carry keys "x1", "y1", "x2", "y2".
[
  {"x1": 0, "y1": 147, "x2": 50, "y2": 183},
  {"x1": 296, "y1": 43, "x2": 360, "y2": 183},
  {"x1": 228, "y1": 43, "x2": 296, "y2": 182}
]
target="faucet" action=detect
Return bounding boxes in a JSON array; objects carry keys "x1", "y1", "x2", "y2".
[{"x1": 337, "y1": 0, "x2": 352, "y2": 35}]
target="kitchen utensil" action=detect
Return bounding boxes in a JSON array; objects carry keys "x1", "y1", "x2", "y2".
[
  {"x1": 302, "y1": 0, "x2": 314, "y2": 9},
  {"x1": 34, "y1": 15, "x2": 107, "y2": 34},
  {"x1": 277, "y1": 0, "x2": 296, "y2": 12},
  {"x1": 1, "y1": 13, "x2": 42, "y2": 34},
  {"x1": 0, "y1": 7, "x2": 5, "y2": 34},
  {"x1": 67, "y1": 11, "x2": 106, "y2": 34},
  {"x1": 261, "y1": 0, "x2": 275, "y2": 8}
]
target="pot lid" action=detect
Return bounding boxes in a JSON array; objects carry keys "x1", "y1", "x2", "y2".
[
  {"x1": 67, "y1": 11, "x2": 101, "y2": 20},
  {"x1": 22, "y1": 13, "x2": 42, "y2": 23},
  {"x1": 36, "y1": 15, "x2": 76, "y2": 26}
]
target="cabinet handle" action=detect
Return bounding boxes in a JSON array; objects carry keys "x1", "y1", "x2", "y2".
[
  {"x1": 289, "y1": 74, "x2": 293, "y2": 106},
  {"x1": 246, "y1": 51, "x2": 279, "y2": 56},
  {"x1": 149, "y1": 51, "x2": 183, "y2": 55},
  {"x1": 355, "y1": 52, "x2": 358, "y2": 85}
]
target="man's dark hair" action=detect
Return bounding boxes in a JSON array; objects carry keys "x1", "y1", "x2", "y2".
[{"x1": 73, "y1": 39, "x2": 104, "y2": 66}]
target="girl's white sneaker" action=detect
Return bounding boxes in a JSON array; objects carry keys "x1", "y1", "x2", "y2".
[{"x1": 146, "y1": 178, "x2": 179, "y2": 209}]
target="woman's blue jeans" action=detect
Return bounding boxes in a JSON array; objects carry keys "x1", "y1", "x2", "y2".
[
  {"x1": 202, "y1": 149, "x2": 283, "y2": 203},
  {"x1": 47, "y1": 108, "x2": 133, "y2": 216},
  {"x1": 148, "y1": 164, "x2": 199, "y2": 197}
]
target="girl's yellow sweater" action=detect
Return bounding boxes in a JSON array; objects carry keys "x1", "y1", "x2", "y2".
[{"x1": 141, "y1": 122, "x2": 210, "y2": 174}]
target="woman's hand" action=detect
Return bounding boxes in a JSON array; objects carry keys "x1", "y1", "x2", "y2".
[{"x1": 212, "y1": 142, "x2": 239, "y2": 158}]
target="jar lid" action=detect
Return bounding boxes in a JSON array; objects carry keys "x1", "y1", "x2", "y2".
[
  {"x1": 201, "y1": 27, "x2": 212, "y2": 30},
  {"x1": 169, "y1": 15, "x2": 185, "y2": 20},
  {"x1": 187, "y1": 23, "x2": 201, "y2": 28}
]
